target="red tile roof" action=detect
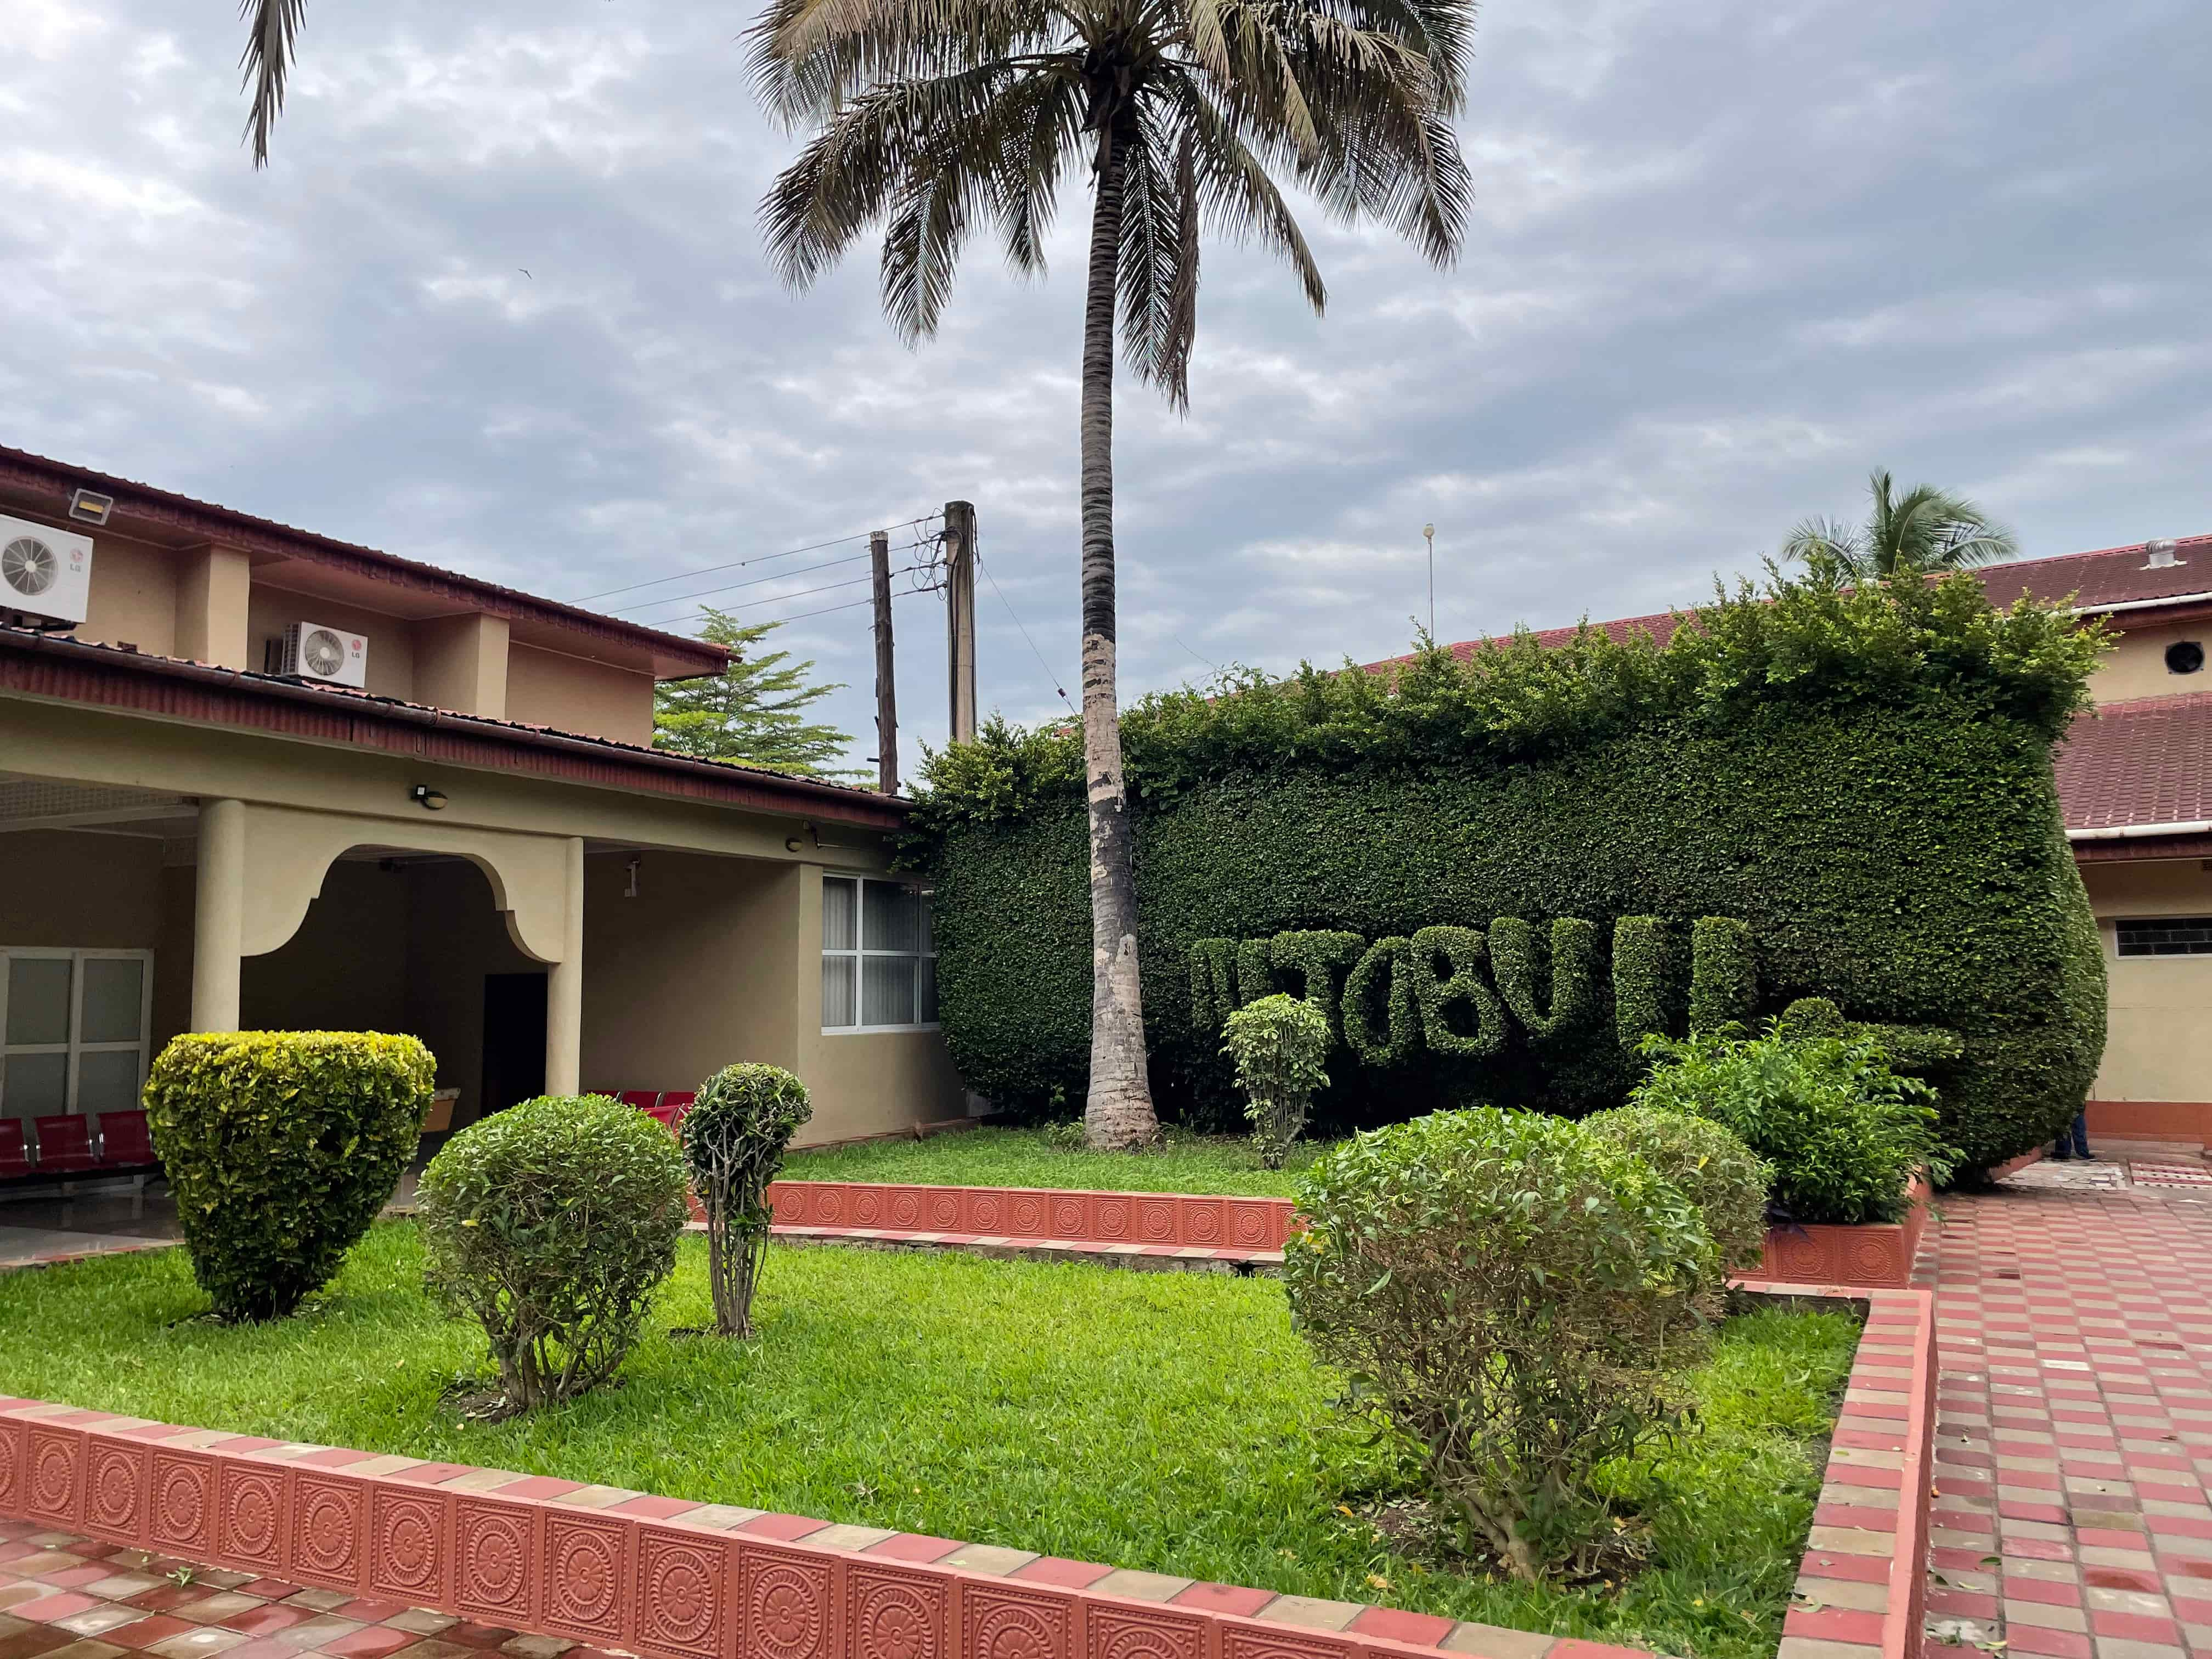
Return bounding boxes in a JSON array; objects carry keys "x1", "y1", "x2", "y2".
[{"x1": 2056, "y1": 693, "x2": 2212, "y2": 833}]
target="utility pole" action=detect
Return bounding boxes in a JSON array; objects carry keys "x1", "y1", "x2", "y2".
[
  {"x1": 870, "y1": 529, "x2": 898, "y2": 794},
  {"x1": 944, "y1": 499, "x2": 978, "y2": 743}
]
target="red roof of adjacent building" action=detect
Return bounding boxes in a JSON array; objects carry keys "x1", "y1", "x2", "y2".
[{"x1": 2056, "y1": 693, "x2": 2212, "y2": 833}]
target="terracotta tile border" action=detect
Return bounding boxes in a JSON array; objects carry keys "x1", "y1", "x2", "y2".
[
  {"x1": 765, "y1": 1181, "x2": 1929, "y2": 1291},
  {"x1": 0, "y1": 1283, "x2": 1934, "y2": 1659}
]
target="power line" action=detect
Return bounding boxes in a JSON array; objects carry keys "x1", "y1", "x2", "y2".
[
  {"x1": 656, "y1": 565, "x2": 928, "y2": 633},
  {"x1": 608, "y1": 548, "x2": 872, "y2": 617},
  {"x1": 975, "y1": 541, "x2": 1075, "y2": 715},
  {"x1": 572, "y1": 514, "x2": 940, "y2": 605}
]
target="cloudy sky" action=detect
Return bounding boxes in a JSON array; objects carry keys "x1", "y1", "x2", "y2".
[{"x1": 5, "y1": 0, "x2": 2208, "y2": 772}]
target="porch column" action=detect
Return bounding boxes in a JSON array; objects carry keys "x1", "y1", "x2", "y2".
[
  {"x1": 191, "y1": 797, "x2": 247, "y2": 1031},
  {"x1": 544, "y1": 836, "x2": 584, "y2": 1094}
]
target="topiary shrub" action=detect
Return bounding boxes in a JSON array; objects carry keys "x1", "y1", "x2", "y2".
[
  {"x1": 144, "y1": 1031, "x2": 432, "y2": 1322},
  {"x1": 1631, "y1": 1025, "x2": 1959, "y2": 1224},
  {"x1": 418, "y1": 1094, "x2": 688, "y2": 1412},
  {"x1": 1581, "y1": 1105, "x2": 1771, "y2": 1287},
  {"x1": 1221, "y1": 995, "x2": 1329, "y2": 1169},
  {"x1": 1285, "y1": 1108, "x2": 1713, "y2": 1580},
  {"x1": 680, "y1": 1064, "x2": 814, "y2": 1338}
]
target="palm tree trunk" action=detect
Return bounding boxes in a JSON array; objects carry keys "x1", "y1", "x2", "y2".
[{"x1": 1079, "y1": 124, "x2": 1160, "y2": 1150}]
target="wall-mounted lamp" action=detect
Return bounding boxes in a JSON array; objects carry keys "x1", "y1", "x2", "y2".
[
  {"x1": 785, "y1": 836, "x2": 805, "y2": 853},
  {"x1": 410, "y1": 785, "x2": 449, "y2": 810},
  {"x1": 68, "y1": 488, "x2": 115, "y2": 526}
]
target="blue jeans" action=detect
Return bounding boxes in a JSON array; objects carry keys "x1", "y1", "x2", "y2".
[{"x1": 2052, "y1": 1111, "x2": 2090, "y2": 1159}]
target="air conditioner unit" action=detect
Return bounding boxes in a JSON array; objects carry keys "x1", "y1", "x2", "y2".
[
  {"x1": 0, "y1": 512, "x2": 94, "y2": 627},
  {"x1": 273, "y1": 620, "x2": 370, "y2": 687}
]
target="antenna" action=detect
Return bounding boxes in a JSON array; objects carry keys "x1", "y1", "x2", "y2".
[{"x1": 1422, "y1": 523, "x2": 1436, "y2": 639}]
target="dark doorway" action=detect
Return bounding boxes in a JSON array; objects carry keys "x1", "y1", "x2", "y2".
[{"x1": 481, "y1": 972, "x2": 548, "y2": 1116}]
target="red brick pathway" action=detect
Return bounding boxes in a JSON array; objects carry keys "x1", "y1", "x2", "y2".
[
  {"x1": 1918, "y1": 1175, "x2": 2212, "y2": 1659},
  {"x1": 0, "y1": 1519, "x2": 617, "y2": 1659}
]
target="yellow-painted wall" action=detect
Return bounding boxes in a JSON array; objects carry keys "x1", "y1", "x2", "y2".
[
  {"x1": 76, "y1": 536, "x2": 180, "y2": 658},
  {"x1": 2082, "y1": 860, "x2": 2212, "y2": 1133},
  {"x1": 2092, "y1": 623, "x2": 2212, "y2": 703},
  {"x1": 506, "y1": 644, "x2": 655, "y2": 747}
]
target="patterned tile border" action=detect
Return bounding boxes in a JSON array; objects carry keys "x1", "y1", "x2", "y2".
[
  {"x1": 0, "y1": 1283, "x2": 1934, "y2": 1659},
  {"x1": 764, "y1": 1182, "x2": 1927, "y2": 1290}
]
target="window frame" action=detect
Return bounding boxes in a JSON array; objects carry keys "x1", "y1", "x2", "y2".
[
  {"x1": 0, "y1": 946, "x2": 156, "y2": 1119},
  {"x1": 820, "y1": 876, "x2": 939, "y2": 1035},
  {"x1": 2113, "y1": 916, "x2": 2212, "y2": 960}
]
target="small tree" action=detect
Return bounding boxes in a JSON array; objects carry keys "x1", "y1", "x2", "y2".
[
  {"x1": 1222, "y1": 995, "x2": 1328, "y2": 1170},
  {"x1": 419, "y1": 1094, "x2": 688, "y2": 1413},
  {"x1": 680, "y1": 1064, "x2": 814, "y2": 1337},
  {"x1": 652, "y1": 611, "x2": 861, "y2": 780},
  {"x1": 1782, "y1": 468, "x2": 2017, "y2": 581}
]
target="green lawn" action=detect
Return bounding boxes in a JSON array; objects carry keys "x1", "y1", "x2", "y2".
[
  {"x1": 0, "y1": 1228, "x2": 1853, "y2": 1659},
  {"x1": 782, "y1": 1126, "x2": 1317, "y2": 1196}
]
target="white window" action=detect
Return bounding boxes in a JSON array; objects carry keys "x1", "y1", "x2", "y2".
[
  {"x1": 0, "y1": 949, "x2": 154, "y2": 1120},
  {"x1": 822, "y1": 878, "x2": 938, "y2": 1032}
]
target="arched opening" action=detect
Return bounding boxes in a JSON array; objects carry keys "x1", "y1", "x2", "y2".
[{"x1": 240, "y1": 847, "x2": 549, "y2": 1138}]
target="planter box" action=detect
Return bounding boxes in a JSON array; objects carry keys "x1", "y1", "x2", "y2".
[{"x1": 1746, "y1": 1175, "x2": 1929, "y2": 1290}]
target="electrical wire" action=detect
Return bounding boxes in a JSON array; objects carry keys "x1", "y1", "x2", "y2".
[
  {"x1": 655, "y1": 565, "x2": 928, "y2": 633},
  {"x1": 571, "y1": 513, "x2": 940, "y2": 605},
  {"x1": 607, "y1": 549, "x2": 872, "y2": 617},
  {"x1": 975, "y1": 540, "x2": 1075, "y2": 714}
]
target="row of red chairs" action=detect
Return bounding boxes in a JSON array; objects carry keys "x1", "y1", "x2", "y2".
[
  {"x1": 0, "y1": 1109, "x2": 160, "y2": 1183},
  {"x1": 592, "y1": 1089, "x2": 697, "y2": 1130}
]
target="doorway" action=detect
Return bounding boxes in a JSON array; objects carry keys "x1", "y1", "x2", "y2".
[{"x1": 480, "y1": 972, "x2": 548, "y2": 1116}]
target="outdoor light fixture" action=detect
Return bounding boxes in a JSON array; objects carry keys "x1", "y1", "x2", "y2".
[
  {"x1": 786, "y1": 836, "x2": 805, "y2": 852},
  {"x1": 410, "y1": 785, "x2": 449, "y2": 810},
  {"x1": 67, "y1": 489, "x2": 115, "y2": 526}
]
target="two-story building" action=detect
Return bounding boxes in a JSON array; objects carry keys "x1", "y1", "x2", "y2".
[{"x1": 0, "y1": 446, "x2": 966, "y2": 1150}]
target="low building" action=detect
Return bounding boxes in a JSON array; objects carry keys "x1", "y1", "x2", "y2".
[
  {"x1": 0, "y1": 447, "x2": 965, "y2": 1156},
  {"x1": 1376, "y1": 534, "x2": 2212, "y2": 1147}
]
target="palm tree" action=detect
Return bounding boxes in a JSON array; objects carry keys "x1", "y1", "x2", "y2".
[
  {"x1": 1784, "y1": 469, "x2": 2018, "y2": 582},
  {"x1": 751, "y1": 0, "x2": 1474, "y2": 1147},
  {"x1": 229, "y1": 0, "x2": 1475, "y2": 1150}
]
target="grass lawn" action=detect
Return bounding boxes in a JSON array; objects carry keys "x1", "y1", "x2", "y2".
[
  {"x1": 782, "y1": 1125, "x2": 1319, "y2": 1197},
  {"x1": 0, "y1": 1227, "x2": 1853, "y2": 1659}
]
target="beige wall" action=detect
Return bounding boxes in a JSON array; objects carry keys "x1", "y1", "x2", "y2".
[
  {"x1": 506, "y1": 645, "x2": 655, "y2": 746},
  {"x1": 2092, "y1": 622, "x2": 2212, "y2": 703},
  {"x1": 76, "y1": 537, "x2": 179, "y2": 658},
  {"x1": 241, "y1": 861, "x2": 408, "y2": 1034},
  {"x1": 2082, "y1": 860, "x2": 2212, "y2": 1130},
  {"x1": 402, "y1": 860, "x2": 539, "y2": 1122},
  {"x1": 414, "y1": 613, "x2": 511, "y2": 719}
]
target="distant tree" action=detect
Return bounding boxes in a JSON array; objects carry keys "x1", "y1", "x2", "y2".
[
  {"x1": 1784, "y1": 469, "x2": 2019, "y2": 581},
  {"x1": 653, "y1": 611, "x2": 861, "y2": 781}
]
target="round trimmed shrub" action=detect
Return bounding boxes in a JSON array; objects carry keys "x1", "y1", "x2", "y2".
[
  {"x1": 144, "y1": 1031, "x2": 433, "y2": 1322},
  {"x1": 419, "y1": 1094, "x2": 688, "y2": 1411},
  {"x1": 1581, "y1": 1104, "x2": 1771, "y2": 1279},
  {"x1": 1630, "y1": 1025, "x2": 1958, "y2": 1224},
  {"x1": 1284, "y1": 1108, "x2": 1713, "y2": 1580},
  {"x1": 680, "y1": 1064, "x2": 814, "y2": 1338},
  {"x1": 1221, "y1": 994, "x2": 1329, "y2": 1169}
]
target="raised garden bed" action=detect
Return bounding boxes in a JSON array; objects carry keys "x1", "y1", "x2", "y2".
[
  {"x1": 0, "y1": 1224, "x2": 1888, "y2": 1659},
  {"x1": 1742, "y1": 1180, "x2": 1932, "y2": 1293}
]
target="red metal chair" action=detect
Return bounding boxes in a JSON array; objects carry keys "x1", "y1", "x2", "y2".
[
  {"x1": 95, "y1": 1109, "x2": 159, "y2": 1171},
  {"x1": 618, "y1": 1091, "x2": 661, "y2": 1111},
  {"x1": 0, "y1": 1120, "x2": 30, "y2": 1181},
  {"x1": 659, "y1": 1091, "x2": 697, "y2": 1126},
  {"x1": 31, "y1": 1115, "x2": 100, "y2": 1175}
]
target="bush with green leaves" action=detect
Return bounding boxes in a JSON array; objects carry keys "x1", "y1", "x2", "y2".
[
  {"x1": 1582, "y1": 1105, "x2": 1772, "y2": 1285},
  {"x1": 680, "y1": 1064, "x2": 814, "y2": 1338},
  {"x1": 1284, "y1": 1108, "x2": 1713, "y2": 1581},
  {"x1": 1221, "y1": 995, "x2": 1328, "y2": 1169},
  {"x1": 1630, "y1": 1025, "x2": 1958, "y2": 1224},
  {"x1": 911, "y1": 564, "x2": 2107, "y2": 1172},
  {"x1": 419, "y1": 1094, "x2": 688, "y2": 1412},
  {"x1": 144, "y1": 1031, "x2": 432, "y2": 1322}
]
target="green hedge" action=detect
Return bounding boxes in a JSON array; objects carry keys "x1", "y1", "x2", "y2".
[
  {"x1": 913, "y1": 568, "x2": 2109, "y2": 1173},
  {"x1": 145, "y1": 1031, "x2": 433, "y2": 1321}
]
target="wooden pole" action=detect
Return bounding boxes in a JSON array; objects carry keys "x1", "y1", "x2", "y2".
[
  {"x1": 944, "y1": 500, "x2": 977, "y2": 743},
  {"x1": 871, "y1": 529, "x2": 898, "y2": 794}
]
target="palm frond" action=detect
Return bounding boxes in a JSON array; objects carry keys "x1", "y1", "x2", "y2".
[{"x1": 237, "y1": 0, "x2": 308, "y2": 167}]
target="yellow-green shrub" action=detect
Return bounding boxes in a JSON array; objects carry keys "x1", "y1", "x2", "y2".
[{"x1": 144, "y1": 1031, "x2": 433, "y2": 1321}]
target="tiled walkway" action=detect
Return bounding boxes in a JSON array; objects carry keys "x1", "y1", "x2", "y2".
[
  {"x1": 1919, "y1": 1159, "x2": 2212, "y2": 1659},
  {"x1": 0, "y1": 1518, "x2": 612, "y2": 1659}
]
